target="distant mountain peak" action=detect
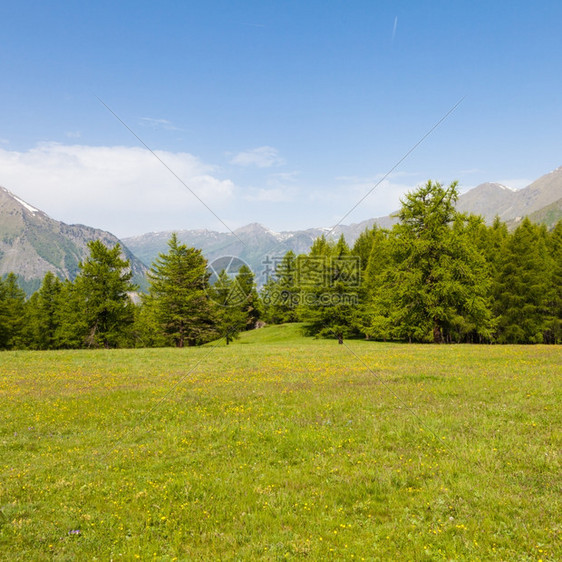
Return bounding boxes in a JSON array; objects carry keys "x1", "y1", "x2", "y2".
[
  {"x1": 467, "y1": 181, "x2": 516, "y2": 193},
  {"x1": 489, "y1": 182, "x2": 516, "y2": 192},
  {"x1": 0, "y1": 185, "x2": 46, "y2": 216},
  {"x1": 234, "y1": 222, "x2": 267, "y2": 232},
  {"x1": 456, "y1": 167, "x2": 562, "y2": 223},
  {"x1": 0, "y1": 185, "x2": 148, "y2": 294},
  {"x1": 233, "y1": 222, "x2": 277, "y2": 237}
]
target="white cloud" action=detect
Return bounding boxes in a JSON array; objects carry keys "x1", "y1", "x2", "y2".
[
  {"x1": 230, "y1": 146, "x2": 285, "y2": 168},
  {"x1": 0, "y1": 143, "x2": 235, "y2": 237},
  {"x1": 335, "y1": 170, "x2": 421, "y2": 183},
  {"x1": 458, "y1": 168, "x2": 484, "y2": 175},
  {"x1": 310, "y1": 174, "x2": 421, "y2": 221},
  {"x1": 139, "y1": 117, "x2": 182, "y2": 131},
  {"x1": 266, "y1": 171, "x2": 299, "y2": 187},
  {"x1": 245, "y1": 188, "x2": 293, "y2": 202},
  {"x1": 65, "y1": 131, "x2": 81, "y2": 139}
]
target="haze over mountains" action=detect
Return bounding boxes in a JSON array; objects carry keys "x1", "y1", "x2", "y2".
[
  {"x1": 124, "y1": 166, "x2": 562, "y2": 280},
  {"x1": 1, "y1": 166, "x2": 561, "y2": 292}
]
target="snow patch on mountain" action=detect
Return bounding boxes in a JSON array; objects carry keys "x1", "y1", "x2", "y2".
[
  {"x1": 275, "y1": 232, "x2": 296, "y2": 241},
  {"x1": 13, "y1": 195, "x2": 39, "y2": 214},
  {"x1": 490, "y1": 182, "x2": 516, "y2": 192}
]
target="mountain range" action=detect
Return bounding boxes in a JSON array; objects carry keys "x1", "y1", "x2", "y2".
[
  {"x1": 124, "y1": 166, "x2": 562, "y2": 282},
  {"x1": 1, "y1": 166, "x2": 561, "y2": 292},
  {"x1": 456, "y1": 166, "x2": 562, "y2": 226},
  {"x1": 0, "y1": 186, "x2": 148, "y2": 294}
]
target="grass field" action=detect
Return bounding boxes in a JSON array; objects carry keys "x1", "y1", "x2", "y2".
[{"x1": 0, "y1": 324, "x2": 560, "y2": 560}]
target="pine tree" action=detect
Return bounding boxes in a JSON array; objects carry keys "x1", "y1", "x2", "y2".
[
  {"x1": 494, "y1": 219, "x2": 555, "y2": 343},
  {"x1": 24, "y1": 271, "x2": 63, "y2": 349},
  {"x1": 480, "y1": 217, "x2": 509, "y2": 276},
  {"x1": 235, "y1": 264, "x2": 261, "y2": 329},
  {"x1": 54, "y1": 280, "x2": 89, "y2": 349},
  {"x1": 366, "y1": 181, "x2": 493, "y2": 342},
  {"x1": 545, "y1": 220, "x2": 562, "y2": 343},
  {"x1": 355, "y1": 228, "x2": 392, "y2": 339},
  {"x1": 131, "y1": 299, "x2": 167, "y2": 348},
  {"x1": 74, "y1": 240, "x2": 136, "y2": 348},
  {"x1": 0, "y1": 274, "x2": 26, "y2": 349},
  {"x1": 299, "y1": 234, "x2": 360, "y2": 338},
  {"x1": 262, "y1": 250, "x2": 299, "y2": 323},
  {"x1": 146, "y1": 233, "x2": 217, "y2": 347},
  {"x1": 209, "y1": 270, "x2": 247, "y2": 344},
  {"x1": 352, "y1": 225, "x2": 383, "y2": 272}
]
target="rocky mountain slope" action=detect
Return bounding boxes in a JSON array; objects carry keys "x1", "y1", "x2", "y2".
[
  {"x1": 506, "y1": 196, "x2": 562, "y2": 230},
  {"x1": 456, "y1": 182, "x2": 518, "y2": 219},
  {"x1": 457, "y1": 166, "x2": 562, "y2": 222},
  {"x1": 0, "y1": 186, "x2": 148, "y2": 294}
]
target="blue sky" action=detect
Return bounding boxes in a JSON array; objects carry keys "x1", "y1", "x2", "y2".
[{"x1": 1, "y1": 1, "x2": 561, "y2": 237}]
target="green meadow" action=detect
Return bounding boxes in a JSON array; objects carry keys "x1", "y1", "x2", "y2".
[{"x1": 0, "y1": 325, "x2": 560, "y2": 560}]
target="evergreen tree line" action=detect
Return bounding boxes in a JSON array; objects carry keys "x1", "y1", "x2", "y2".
[
  {"x1": 0, "y1": 181, "x2": 560, "y2": 349},
  {"x1": 262, "y1": 181, "x2": 562, "y2": 344},
  {"x1": 0, "y1": 235, "x2": 261, "y2": 350}
]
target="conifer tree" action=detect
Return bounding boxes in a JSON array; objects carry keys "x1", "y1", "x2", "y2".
[
  {"x1": 74, "y1": 240, "x2": 136, "y2": 348},
  {"x1": 352, "y1": 225, "x2": 383, "y2": 271},
  {"x1": 131, "y1": 298, "x2": 167, "y2": 348},
  {"x1": 0, "y1": 273, "x2": 26, "y2": 349},
  {"x1": 25, "y1": 271, "x2": 63, "y2": 349},
  {"x1": 235, "y1": 264, "x2": 261, "y2": 329},
  {"x1": 480, "y1": 216, "x2": 509, "y2": 276},
  {"x1": 366, "y1": 181, "x2": 493, "y2": 342},
  {"x1": 54, "y1": 280, "x2": 88, "y2": 349},
  {"x1": 146, "y1": 233, "x2": 217, "y2": 347},
  {"x1": 210, "y1": 270, "x2": 247, "y2": 344},
  {"x1": 355, "y1": 228, "x2": 392, "y2": 339},
  {"x1": 262, "y1": 250, "x2": 299, "y2": 323},
  {"x1": 545, "y1": 220, "x2": 562, "y2": 343},
  {"x1": 299, "y1": 235, "x2": 360, "y2": 338},
  {"x1": 494, "y1": 218, "x2": 555, "y2": 343}
]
